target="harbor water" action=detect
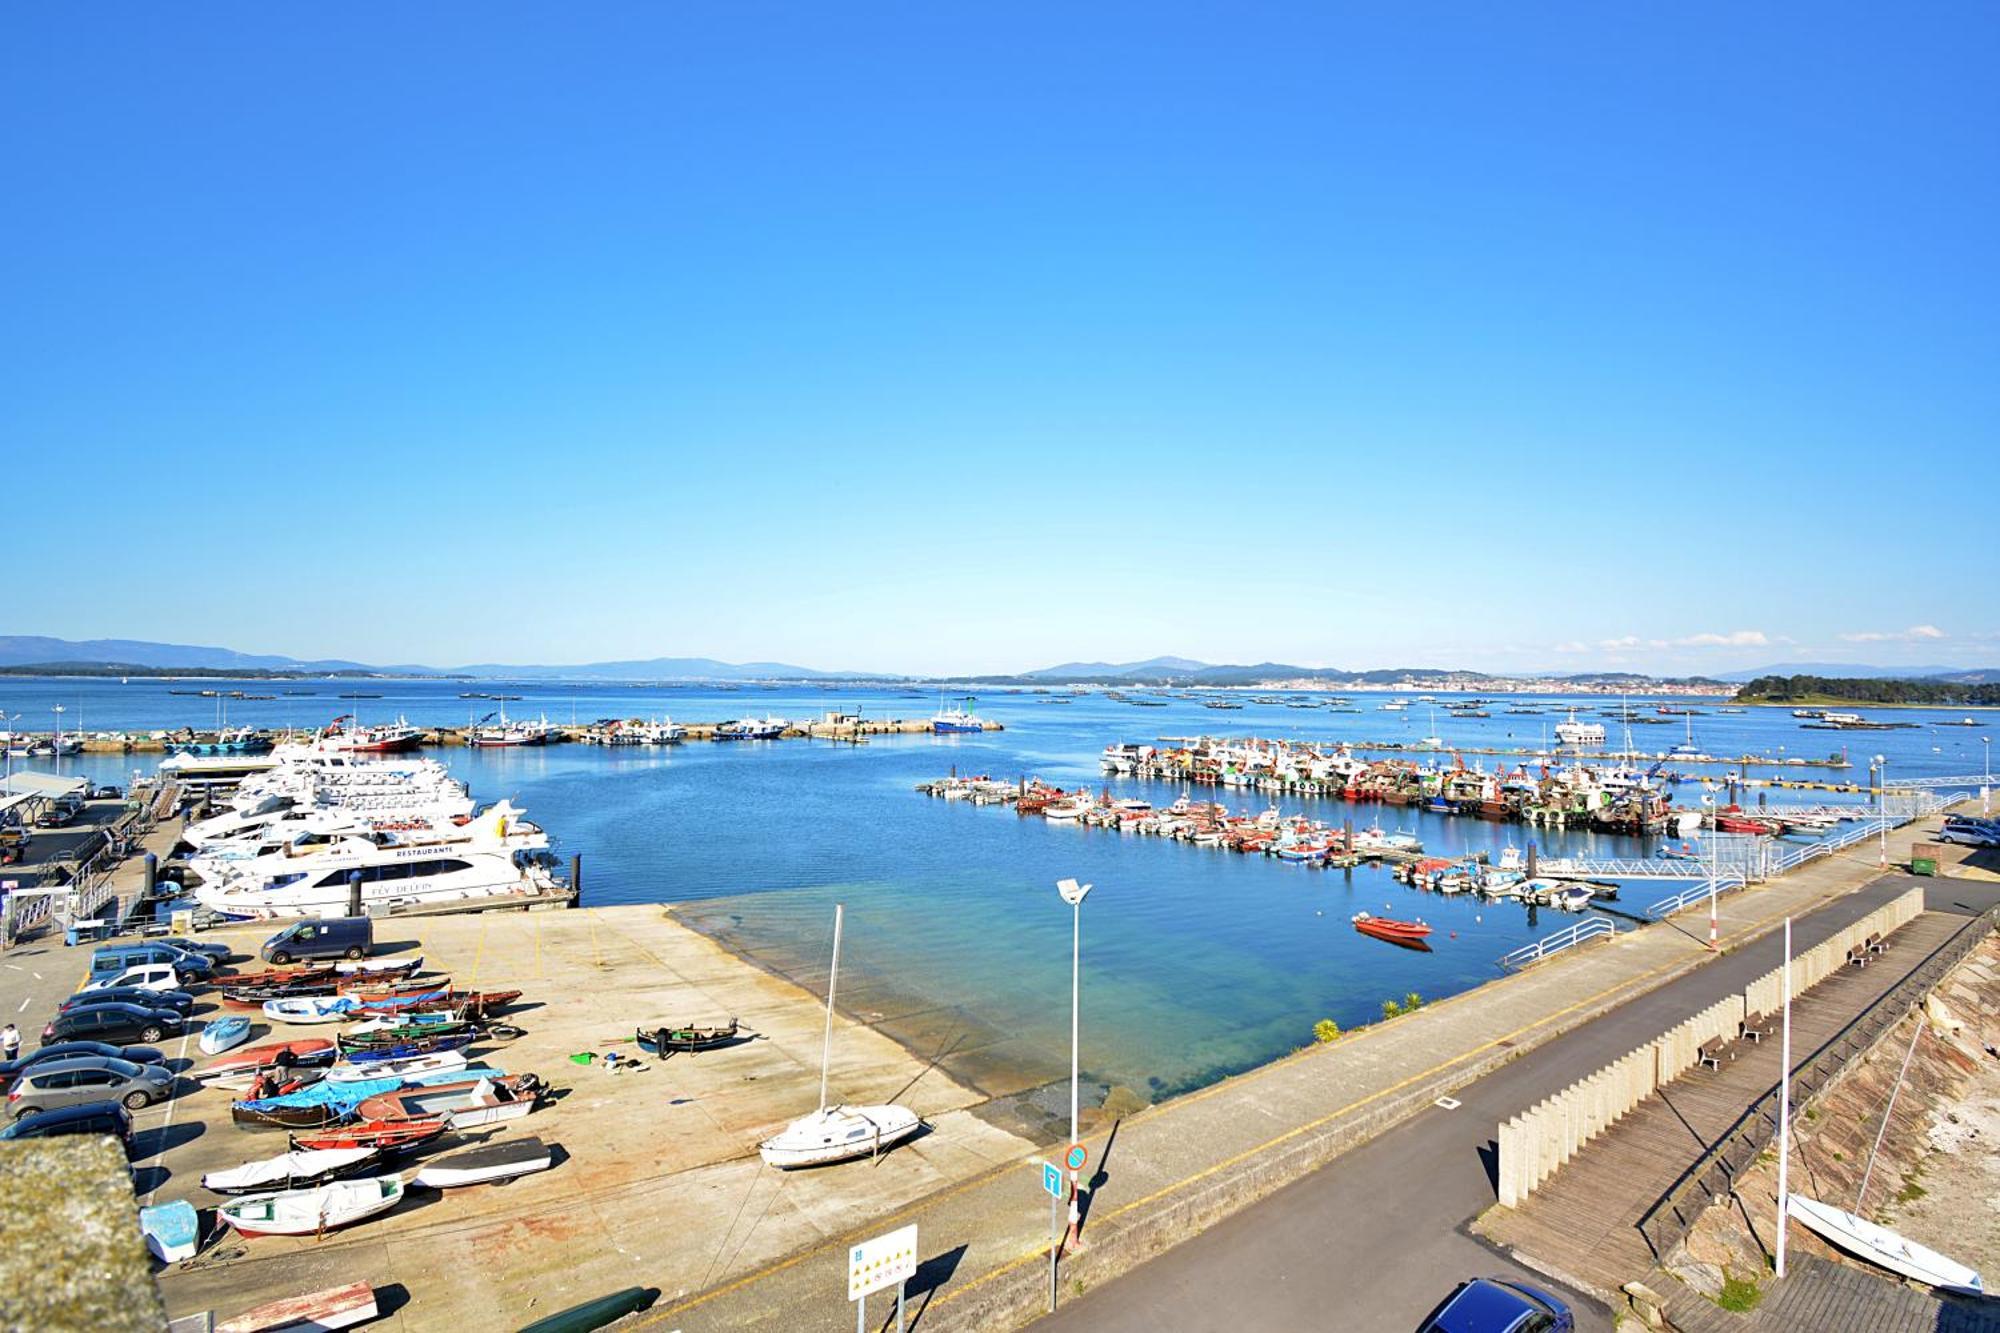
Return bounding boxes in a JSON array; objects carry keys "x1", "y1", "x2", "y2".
[{"x1": 5, "y1": 678, "x2": 1989, "y2": 1103}]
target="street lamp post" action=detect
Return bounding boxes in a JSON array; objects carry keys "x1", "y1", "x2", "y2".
[
  {"x1": 1875, "y1": 755, "x2": 1888, "y2": 867},
  {"x1": 1983, "y1": 737, "x2": 1991, "y2": 815},
  {"x1": 1702, "y1": 793, "x2": 1718, "y2": 950},
  {"x1": 1056, "y1": 877, "x2": 1091, "y2": 1251}
]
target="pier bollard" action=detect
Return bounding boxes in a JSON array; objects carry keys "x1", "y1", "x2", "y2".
[
  {"x1": 141, "y1": 853, "x2": 156, "y2": 903},
  {"x1": 347, "y1": 872, "x2": 363, "y2": 919},
  {"x1": 570, "y1": 853, "x2": 583, "y2": 907},
  {"x1": 1343, "y1": 818, "x2": 1354, "y2": 851},
  {"x1": 1527, "y1": 842, "x2": 1538, "y2": 878}
]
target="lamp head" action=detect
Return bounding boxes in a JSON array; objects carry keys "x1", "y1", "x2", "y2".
[{"x1": 1057, "y1": 878, "x2": 1092, "y2": 907}]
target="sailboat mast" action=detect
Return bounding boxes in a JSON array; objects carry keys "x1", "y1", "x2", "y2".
[{"x1": 819, "y1": 903, "x2": 843, "y2": 1112}]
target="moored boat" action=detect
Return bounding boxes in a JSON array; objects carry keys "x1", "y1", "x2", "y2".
[
  {"x1": 200, "y1": 1016, "x2": 252, "y2": 1055},
  {"x1": 411, "y1": 1135, "x2": 554, "y2": 1188},
  {"x1": 202, "y1": 1146, "x2": 385, "y2": 1194},
  {"x1": 215, "y1": 1282, "x2": 379, "y2": 1333},
  {"x1": 1351, "y1": 911, "x2": 1434, "y2": 944},
  {"x1": 1786, "y1": 1194, "x2": 1985, "y2": 1295},
  {"x1": 217, "y1": 1176, "x2": 405, "y2": 1237}
]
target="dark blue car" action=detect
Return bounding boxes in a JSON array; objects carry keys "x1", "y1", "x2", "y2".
[{"x1": 1417, "y1": 1277, "x2": 1573, "y2": 1333}]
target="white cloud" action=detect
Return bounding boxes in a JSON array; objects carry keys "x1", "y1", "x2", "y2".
[
  {"x1": 1597, "y1": 635, "x2": 1644, "y2": 651},
  {"x1": 1551, "y1": 641, "x2": 1589, "y2": 654},
  {"x1": 1839, "y1": 625, "x2": 1947, "y2": 643},
  {"x1": 1675, "y1": 630, "x2": 1771, "y2": 648}
]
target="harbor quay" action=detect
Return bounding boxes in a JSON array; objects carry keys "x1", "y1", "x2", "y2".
[{"x1": 0, "y1": 905, "x2": 1039, "y2": 1331}]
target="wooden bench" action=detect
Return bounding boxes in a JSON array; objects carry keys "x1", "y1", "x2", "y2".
[
  {"x1": 1865, "y1": 931, "x2": 1885, "y2": 957},
  {"x1": 1698, "y1": 1040, "x2": 1731, "y2": 1070},
  {"x1": 1739, "y1": 1011, "x2": 1772, "y2": 1043},
  {"x1": 1846, "y1": 944, "x2": 1869, "y2": 969}
]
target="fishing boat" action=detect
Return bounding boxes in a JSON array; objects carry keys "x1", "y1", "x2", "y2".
[
  {"x1": 321, "y1": 713, "x2": 425, "y2": 754},
  {"x1": 324, "y1": 1050, "x2": 469, "y2": 1083},
  {"x1": 634, "y1": 1019, "x2": 745, "y2": 1055},
  {"x1": 1351, "y1": 911, "x2": 1434, "y2": 944},
  {"x1": 714, "y1": 716, "x2": 788, "y2": 740},
  {"x1": 351, "y1": 1073, "x2": 544, "y2": 1129},
  {"x1": 930, "y1": 695, "x2": 988, "y2": 734},
  {"x1": 215, "y1": 1283, "x2": 380, "y2": 1333},
  {"x1": 140, "y1": 1200, "x2": 200, "y2": 1263},
  {"x1": 290, "y1": 1117, "x2": 451, "y2": 1153},
  {"x1": 193, "y1": 1039, "x2": 339, "y2": 1089},
  {"x1": 411, "y1": 1136, "x2": 554, "y2": 1188},
  {"x1": 337, "y1": 1028, "x2": 477, "y2": 1061},
  {"x1": 202, "y1": 1147, "x2": 385, "y2": 1194},
  {"x1": 1785, "y1": 1194, "x2": 1985, "y2": 1295},
  {"x1": 217, "y1": 1176, "x2": 405, "y2": 1238},
  {"x1": 200, "y1": 1016, "x2": 252, "y2": 1055},
  {"x1": 760, "y1": 905, "x2": 923, "y2": 1169}
]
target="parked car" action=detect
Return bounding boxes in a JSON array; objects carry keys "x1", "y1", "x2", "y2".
[
  {"x1": 0, "y1": 1042, "x2": 164, "y2": 1089},
  {"x1": 87, "y1": 943, "x2": 216, "y2": 985},
  {"x1": 262, "y1": 916, "x2": 373, "y2": 965},
  {"x1": 34, "y1": 795, "x2": 85, "y2": 828},
  {"x1": 0, "y1": 1100, "x2": 134, "y2": 1153},
  {"x1": 90, "y1": 784, "x2": 124, "y2": 800},
  {"x1": 80, "y1": 963, "x2": 185, "y2": 996},
  {"x1": 1415, "y1": 1277, "x2": 1574, "y2": 1333},
  {"x1": 42, "y1": 1002, "x2": 187, "y2": 1047},
  {"x1": 7, "y1": 1056, "x2": 175, "y2": 1118},
  {"x1": 60, "y1": 987, "x2": 196, "y2": 1016},
  {"x1": 1937, "y1": 821, "x2": 2000, "y2": 848},
  {"x1": 151, "y1": 936, "x2": 235, "y2": 963}
]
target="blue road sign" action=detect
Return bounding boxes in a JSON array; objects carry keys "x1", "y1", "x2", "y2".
[{"x1": 1042, "y1": 1162, "x2": 1063, "y2": 1199}]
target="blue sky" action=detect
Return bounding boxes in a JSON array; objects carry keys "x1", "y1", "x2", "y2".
[{"x1": 5, "y1": 4, "x2": 1996, "y2": 675}]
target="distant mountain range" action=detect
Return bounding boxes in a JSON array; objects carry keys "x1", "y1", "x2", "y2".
[
  {"x1": 0, "y1": 637, "x2": 887, "y2": 682},
  {"x1": 1717, "y1": 662, "x2": 2000, "y2": 685},
  {"x1": 999, "y1": 658, "x2": 1718, "y2": 687}
]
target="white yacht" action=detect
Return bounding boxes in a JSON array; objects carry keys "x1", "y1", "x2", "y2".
[
  {"x1": 715, "y1": 717, "x2": 788, "y2": 740},
  {"x1": 191, "y1": 801, "x2": 559, "y2": 919}
]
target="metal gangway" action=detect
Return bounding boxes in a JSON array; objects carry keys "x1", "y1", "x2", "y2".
[{"x1": 1886, "y1": 774, "x2": 1995, "y2": 790}]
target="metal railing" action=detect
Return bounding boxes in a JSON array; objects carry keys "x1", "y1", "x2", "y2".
[
  {"x1": 1634, "y1": 909, "x2": 1998, "y2": 1261},
  {"x1": 1644, "y1": 876, "x2": 1750, "y2": 920},
  {"x1": 1498, "y1": 914, "x2": 1619, "y2": 970}
]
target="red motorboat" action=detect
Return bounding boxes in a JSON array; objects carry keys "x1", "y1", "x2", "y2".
[
  {"x1": 1714, "y1": 810, "x2": 1778, "y2": 835},
  {"x1": 290, "y1": 1117, "x2": 452, "y2": 1152},
  {"x1": 1352, "y1": 912, "x2": 1434, "y2": 944}
]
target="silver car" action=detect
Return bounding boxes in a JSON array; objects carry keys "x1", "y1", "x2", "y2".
[{"x1": 5, "y1": 1056, "x2": 176, "y2": 1118}]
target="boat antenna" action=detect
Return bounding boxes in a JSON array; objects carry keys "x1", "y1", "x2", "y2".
[{"x1": 819, "y1": 903, "x2": 843, "y2": 1113}]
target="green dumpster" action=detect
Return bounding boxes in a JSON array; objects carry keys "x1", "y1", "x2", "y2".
[{"x1": 1911, "y1": 856, "x2": 1938, "y2": 877}]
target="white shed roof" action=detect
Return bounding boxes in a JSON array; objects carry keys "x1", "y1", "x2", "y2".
[{"x1": 0, "y1": 771, "x2": 89, "y2": 799}]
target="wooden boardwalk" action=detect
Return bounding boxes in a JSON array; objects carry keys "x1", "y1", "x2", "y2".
[
  {"x1": 1664, "y1": 1255, "x2": 2000, "y2": 1333},
  {"x1": 1479, "y1": 910, "x2": 1968, "y2": 1297}
]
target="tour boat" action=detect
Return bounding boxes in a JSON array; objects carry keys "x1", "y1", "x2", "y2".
[
  {"x1": 714, "y1": 716, "x2": 788, "y2": 740},
  {"x1": 1786, "y1": 1194, "x2": 1984, "y2": 1295},
  {"x1": 217, "y1": 1176, "x2": 405, "y2": 1238},
  {"x1": 215, "y1": 1283, "x2": 379, "y2": 1333},
  {"x1": 1351, "y1": 911, "x2": 1434, "y2": 943},
  {"x1": 1554, "y1": 710, "x2": 1607, "y2": 748},
  {"x1": 202, "y1": 1147, "x2": 385, "y2": 1194},
  {"x1": 412, "y1": 1136, "x2": 554, "y2": 1189},
  {"x1": 760, "y1": 905, "x2": 923, "y2": 1169},
  {"x1": 930, "y1": 695, "x2": 988, "y2": 733}
]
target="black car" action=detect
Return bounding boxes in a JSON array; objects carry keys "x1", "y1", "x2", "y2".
[
  {"x1": 60, "y1": 987, "x2": 197, "y2": 1016},
  {"x1": 41, "y1": 1003, "x2": 186, "y2": 1047},
  {"x1": 0, "y1": 1099, "x2": 134, "y2": 1154},
  {"x1": 0, "y1": 1042, "x2": 165, "y2": 1089},
  {"x1": 152, "y1": 936, "x2": 235, "y2": 963}
]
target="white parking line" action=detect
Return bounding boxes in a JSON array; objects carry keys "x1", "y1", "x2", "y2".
[
  {"x1": 14, "y1": 997, "x2": 25, "y2": 1012},
  {"x1": 142, "y1": 1027, "x2": 196, "y2": 1207}
]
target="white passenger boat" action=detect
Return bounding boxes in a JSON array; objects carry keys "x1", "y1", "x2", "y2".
[
  {"x1": 217, "y1": 1176, "x2": 404, "y2": 1237},
  {"x1": 1786, "y1": 1194, "x2": 1985, "y2": 1295},
  {"x1": 761, "y1": 905, "x2": 922, "y2": 1169},
  {"x1": 1555, "y1": 709, "x2": 1607, "y2": 748}
]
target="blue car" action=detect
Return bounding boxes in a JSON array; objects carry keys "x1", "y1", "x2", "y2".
[{"x1": 1417, "y1": 1277, "x2": 1573, "y2": 1333}]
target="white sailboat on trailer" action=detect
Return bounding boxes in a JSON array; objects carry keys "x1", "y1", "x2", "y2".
[{"x1": 758, "y1": 904, "x2": 922, "y2": 1169}]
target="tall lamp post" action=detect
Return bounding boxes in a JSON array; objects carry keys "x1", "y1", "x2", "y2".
[
  {"x1": 1702, "y1": 793, "x2": 1718, "y2": 950},
  {"x1": 1983, "y1": 737, "x2": 1990, "y2": 815},
  {"x1": 1056, "y1": 877, "x2": 1091, "y2": 1251},
  {"x1": 1875, "y1": 754, "x2": 1888, "y2": 867}
]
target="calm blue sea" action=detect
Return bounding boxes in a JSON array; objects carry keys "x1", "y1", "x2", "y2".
[{"x1": 4, "y1": 677, "x2": 1989, "y2": 1101}]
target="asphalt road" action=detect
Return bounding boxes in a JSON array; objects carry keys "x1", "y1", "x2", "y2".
[
  {"x1": 1, "y1": 798, "x2": 128, "y2": 876},
  {"x1": 1040, "y1": 877, "x2": 1950, "y2": 1333}
]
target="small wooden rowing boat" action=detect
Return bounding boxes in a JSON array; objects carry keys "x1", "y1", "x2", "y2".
[
  {"x1": 199, "y1": 1016, "x2": 252, "y2": 1055},
  {"x1": 517, "y1": 1286, "x2": 655, "y2": 1333},
  {"x1": 216, "y1": 1282, "x2": 379, "y2": 1333},
  {"x1": 412, "y1": 1135, "x2": 553, "y2": 1188},
  {"x1": 1351, "y1": 912, "x2": 1434, "y2": 945},
  {"x1": 290, "y1": 1117, "x2": 450, "y2": 1153},
  {"x1": 203, "y1": 1147, "x2": 385, "y2": 1194},
  {"x1": 353, "y1": 1073, "x2": 543, "y2": 1130},
  {"x1": 325, "y1": 1050, "x2": 469, "y2": 1084},
  {"x1": 634, "y1": 1019, "x2": 744, "y2": 1055},
  {"x1": 194, "y1": 1039, "x2": 338, "y2": 1089},
  {"x1": 217, "y1": 1177, "x2": 403, "y2": 1238},
  {"x1": 1786, "y1": 1194, "x2": 1985, "y2": 1295},
  {"x1": 338, "y1": 1030, "x2": 478, "y2": 1061}
]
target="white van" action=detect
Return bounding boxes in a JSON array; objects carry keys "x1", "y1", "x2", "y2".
[{"x1": 80, "y1": 962, "x2": 183, "y2": 995}]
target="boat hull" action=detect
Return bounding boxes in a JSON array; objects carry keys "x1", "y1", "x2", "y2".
[
  {"x1": 411, "y1": 1136, "x2": 553, "y2": 1188},
  {"x1": 758, "y1": 1104, "x2": 923, "y2": 1169},
  {"x1": 215, "y1": 1281, "x2": 379, "y2": 1333}
]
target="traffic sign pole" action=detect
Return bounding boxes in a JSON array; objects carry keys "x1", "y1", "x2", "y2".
[{"x1": 1049, "y1": 1191, "x2": 1059, "y2": 1313}]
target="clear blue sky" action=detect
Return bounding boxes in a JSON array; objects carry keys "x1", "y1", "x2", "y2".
[{"x1": 5, "y1": 4, "x2": 1996, "y2": 675}]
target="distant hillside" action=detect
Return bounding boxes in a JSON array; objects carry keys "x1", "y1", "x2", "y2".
[
  {"x1": 0, "y1": 636, "x2": 889, "y2": 682},
  {"x1": 988, "y1": 658, "x2": 1722, "y2": 688},
  {"x1": 1736, "y1": 675, "x2": 2000, "y2": 706},
  {"x1": 1718, "y1": 662, "x2": 1973, "y2": 683}
]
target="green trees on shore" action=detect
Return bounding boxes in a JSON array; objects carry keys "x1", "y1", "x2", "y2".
[{"x1": 1737, "y1": 675, "x2": 2000, "y2": 706}]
